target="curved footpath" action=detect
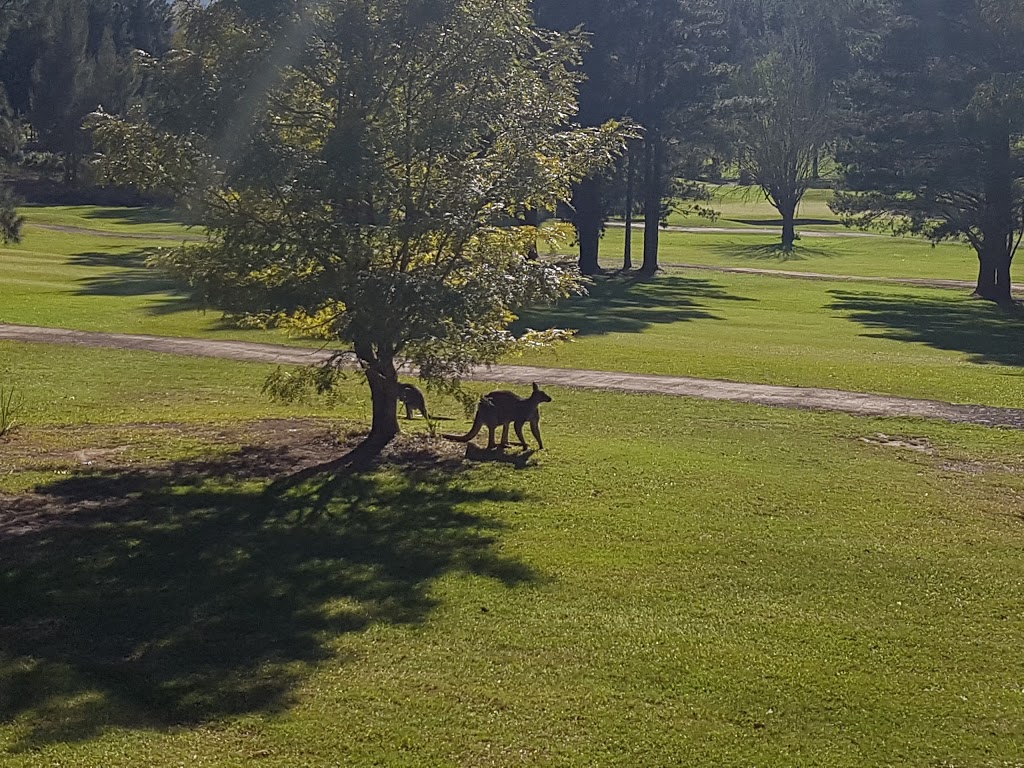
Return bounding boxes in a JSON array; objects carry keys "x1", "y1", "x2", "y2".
[{"x1": 3, "y1": 322, "x2": 1023, "y2": 430}]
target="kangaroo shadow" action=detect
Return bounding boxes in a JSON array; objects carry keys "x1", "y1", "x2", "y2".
[
  {"x1": 829, "y1": 289, "x2": 1024, "y2": 367},
  {"x1": 513, "y1": 273, "x2": 754, "y2": 337},
  {"x1": 0, "y1": 444, "x2": 534, "y2": 752}
]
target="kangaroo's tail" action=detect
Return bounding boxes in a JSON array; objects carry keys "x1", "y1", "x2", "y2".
[{"x1": 443, "y1": 413, "x2": 482, "y2": 443}]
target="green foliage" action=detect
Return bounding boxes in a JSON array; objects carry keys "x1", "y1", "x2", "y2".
[
  {"x1": 0, "y1": 184, "x2": 23, "y2": 243},
  {"x1": 834, "y1": 0, "x2": 1024, "y2": 301},
  {"x1": 90, "y1": 0, "x2": 627, "y2": 441},
  {"x1": 0, "y1": 381, "x2": 19, "y2": 436}
]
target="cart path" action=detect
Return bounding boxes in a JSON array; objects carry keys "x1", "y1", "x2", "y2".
[{"x1": 3, "y1": 323, "x2": 1024, "y2": 430}]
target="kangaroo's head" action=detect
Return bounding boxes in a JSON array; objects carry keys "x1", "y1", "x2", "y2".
[{"x1": 531, "y1": 382, "x2": 552, "y2": 404}]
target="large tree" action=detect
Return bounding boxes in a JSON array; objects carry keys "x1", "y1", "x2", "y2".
[
  {"x1": 834, "y1": 0, "x2": 1024, "y2": 304},
  {"x1": 722, "y1": 0, "x2": 877, "y2": 251},
  {"x1": 91, "y1": 0, "x2": 625, "y2": 451},
  {"x1": 0, "y1": 0, "x2": 28, "y2": 242},
  {"x1": 534, "y1": 0, "x2": 722, "y2": 275}
]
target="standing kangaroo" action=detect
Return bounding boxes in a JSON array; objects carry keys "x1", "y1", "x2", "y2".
[
  {"x1": 397, "y1": 382, "x2": 430, "y2": 420},
  {"x1": 444, "y1": 382, "x2": 552, "y2": 450}
]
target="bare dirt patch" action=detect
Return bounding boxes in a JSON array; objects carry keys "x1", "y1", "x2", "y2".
[
  {"x1": 859, "y1": 433, "x2": 936, "y2": 454},
  {"x1": 0, "y1": 419, "x2": 465, "y2": 542}
]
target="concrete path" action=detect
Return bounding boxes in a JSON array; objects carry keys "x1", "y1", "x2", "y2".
[{"x1": 3, "y1": 323, "x2": 1023, "y2": 430}]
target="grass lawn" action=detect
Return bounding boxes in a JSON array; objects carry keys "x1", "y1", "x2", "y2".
[
  {"x1": 0, "y1": 221, "x2": 296, "y2": 342},
  {"x1": 515, "y1": 270, "x2": 1024, "y2": 409},
  {"x1": 21, "y1": 204, "x2": 196, "y2": 237},
  {"x1": 663, "y1": 186, "x2": 843, "y2": 230},
  {"x1": 1, "y1": 342, "x2": 1024, "y2": 766},
  {"x1": 599, "y1": 227, "x2": 982, "y2": 283}
]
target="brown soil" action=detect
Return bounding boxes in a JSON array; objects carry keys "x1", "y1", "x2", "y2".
[{"x1": 0, "y1": 419, "x2": 466, "y2": 541}]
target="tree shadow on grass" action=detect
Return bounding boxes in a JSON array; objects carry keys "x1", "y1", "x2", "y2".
[
  {"x1": 707, "y1": 242, "x2": 833, "y2": 263},
  {"x1": 69, "y1": 249, "x2": 208, "y2": 316},
  {"x1": 0, "y1": 443, "x2": 533, "y2": 751},
  {"x1": 731, "y1": 217, "x2": 839, "y2": 228},
  {"x1": 81, "y1": 207, "x2": 188, "y2": 227},
  {"x1": 829, "y1": 289, "x2": 1024, "y2": 367},
  {"x1": 513, "y1": 273, "x2": 754, "y2": 337}
]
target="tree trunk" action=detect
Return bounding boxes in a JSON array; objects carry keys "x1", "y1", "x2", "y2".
[
  {"x1": 780, "y1": 199, "x2": 798, "y2": 251},
  {"x1": 524, "y1": 207, "x2": 539, "y2": 260},
  {"x1": 975, "y1": 252, "x2": 999, "y2": 300},
  {"x1": 623, "y1": 146, "x2": 634, "y2": 271},
  {"x1": 974, "y1": 117, "x2": 1015, "y2": 305},
  {"x1": 573, "y1": 176, "x2": 603, "y2": 276},
  {"x1": 363, "y1": 355, "x2": 400, "y2": 449},
  {"x1": 640, "y1": 133, "x2": 663, "y2": 276}
]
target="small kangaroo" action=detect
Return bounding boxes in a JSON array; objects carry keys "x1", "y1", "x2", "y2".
[
  {"x1": 397, "y1": 382, "x2": 430, "y2": 420},
  {"x1": 444, "y1": 382, "x2": 552, "y2": 450}
]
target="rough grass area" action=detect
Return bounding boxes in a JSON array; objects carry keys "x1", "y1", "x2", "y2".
[
  {"x1": 515, "y1": 270, "x2": 1024, "y2": 409},
  {"x1": 1, "y1": 345, "x2": 1023, "y2": 766}
]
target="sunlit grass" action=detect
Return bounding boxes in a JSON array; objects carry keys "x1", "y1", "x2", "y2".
[{"x1": 1, "y1": 342, "x2": 1023, "y2": 766}]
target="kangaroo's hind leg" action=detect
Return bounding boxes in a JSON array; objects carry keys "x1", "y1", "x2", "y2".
[
  {"x1": 528, "y1": 416, "x2": 544, "y2": 450},
  {"x1": 514, "y1": 420, "x2": 530, "y2": 449}
]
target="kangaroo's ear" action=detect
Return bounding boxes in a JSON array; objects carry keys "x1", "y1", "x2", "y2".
[{"x1": 532, "y1": 381, "x2": 539, "y2": 391}]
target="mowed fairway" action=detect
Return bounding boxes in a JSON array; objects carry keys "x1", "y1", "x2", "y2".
[
  {"x1": 2, "y1": 207, "x2": 1024, "y2": 764},
  {"x1": 1, "y1": 342, "x2": 1024, "y2": 766},
  {"x1": 0, "y1": 209, "x2": 289, "y2": 341},
  {"x1": 516, "y1": 270, "x2": 1024, "y2": 409}
]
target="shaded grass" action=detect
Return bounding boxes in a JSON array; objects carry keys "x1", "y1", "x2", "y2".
[
  {"x1": 830, "y1": 289, "x2": 1024, "y2": 368},
  {"x1": 1, "y1": 445, "x2": 532, "y2": 750},
  {"x1": 0, "y1": 233, "x2": 283, "y2": 340},
  {"x1": 21, "y1": 205, "x2": 194, "y2": 236},
  {"x1": 599, "y1": 226, "x2": 981, "y2": 283},
  {"x1": 1, "y1": 347, "x2": 1023, "y2": 765},
  {"x1": 516, "y1": 270, "x2": 1024, "y2": 408}
]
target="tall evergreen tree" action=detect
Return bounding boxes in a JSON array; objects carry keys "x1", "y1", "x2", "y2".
[
  {"x1": 534, "y1": 0, "x2": 723, "y2": 275},
  {"x1": 834, "y1": 0, "x2": 1024, "y2": 304}
]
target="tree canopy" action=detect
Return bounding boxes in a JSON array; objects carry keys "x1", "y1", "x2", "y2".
[
  {"x1": 90, "y1": 0, "x2": 627, "y2": 449},
  {"x1": 834, "y1": 0, "x2": 1024, "y2": 303}
]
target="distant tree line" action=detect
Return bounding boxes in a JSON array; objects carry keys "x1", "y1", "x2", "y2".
[
  {"x1": 0, "y1": 0, "x2": 171, "y2": 234},
  {"x1": 2, "y1": 0, "x2": 1022, "y2": 302},
  {"x1": 535, "y1": 0, "x2": 1024, "y2": 302}
]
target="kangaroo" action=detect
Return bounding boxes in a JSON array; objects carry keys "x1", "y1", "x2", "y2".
[
  {"x1": 397, "y1": 382, "x2": 430, "y2": 420},
  {"x1": 444, "y1": 382, "x2": 552, "y2": 450}
]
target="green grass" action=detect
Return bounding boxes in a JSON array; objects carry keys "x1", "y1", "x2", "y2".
[
  {"x1": 515, "y1": 270, "x2": 1024, "y2": 409},
  {"x1": 0, "y1": 222, "x2": 295, "y2": 341},
  {"x1": 664, "y1": 185, "x2": 843, "y2": 230},
  {"x1": 599, "y1": 226, "x2": 981, "y2": 283},
  {"x1": 2, "y1": 342, "x2": 1024, "y2": 766},
  {"x1": 21, "y1": 204, "x2": 196, "y2": 236}
]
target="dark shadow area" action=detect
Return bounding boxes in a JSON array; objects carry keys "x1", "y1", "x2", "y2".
[
  {"x1": 69, "y1": 249, "x2": 201, "y2": 315},
  {"x1": 829, "y1": 289, "x2": 1024, "y2": 367},
  {"x1": 731, "y1": 217, "x2": 839, "y2": 228},
  {"x1": 708, "y1": 243, "x2": 833, "y2": 263},
  {"x1": 513, "y1": 273, "x2": 754, "y2": 337},
  {"x1": 463, "y1": 445, "x2": 537, "y2": 469},
  {"x1": 81, "y1": 207, "x2": 187, "y2": 227},
  {"x1": 0, "y1": 443, "x2": 533, "y2": 751}
]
